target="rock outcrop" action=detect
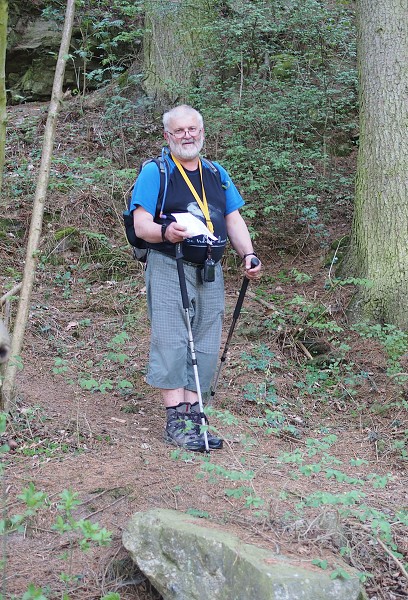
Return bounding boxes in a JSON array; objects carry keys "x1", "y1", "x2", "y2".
[
  {"x1": 6, "y1": 2, "x2": 122, "y2": 102},
  {"x1": 123, "y1": 508, "x2": 367, "y2": 600}
]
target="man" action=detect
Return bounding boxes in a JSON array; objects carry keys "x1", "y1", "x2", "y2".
[{"x1": 131, "y1": 105, "x2": 261, "y2": 451}]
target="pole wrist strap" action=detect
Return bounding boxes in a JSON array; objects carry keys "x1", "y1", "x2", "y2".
[{"x1": 242, "y1": 252, "x2": 257, "y2": 260}]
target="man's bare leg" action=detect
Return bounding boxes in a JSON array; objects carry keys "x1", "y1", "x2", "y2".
[{"x1": 161, "y1": 388, "x2": 198, "y2": 407}]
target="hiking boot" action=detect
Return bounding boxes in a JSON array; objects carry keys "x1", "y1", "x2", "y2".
[
  {"x1": 165, "y1": 411, "x2": 206, "y2": 452},
  {"x1": 190, "y1": 411, "x2": 223, "y2": 450}
]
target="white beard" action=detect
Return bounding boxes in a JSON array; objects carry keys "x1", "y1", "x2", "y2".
[{"x1": 168, "y1": 134, "x2": 204, "y2": 161}]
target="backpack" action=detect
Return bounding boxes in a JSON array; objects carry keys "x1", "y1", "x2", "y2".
[
  {"x1": 123, "y1": 155, "x2": 169, "y2": 263},
  {"x1": 123, "y1": 150, "x2": 220, "y2": 263}
]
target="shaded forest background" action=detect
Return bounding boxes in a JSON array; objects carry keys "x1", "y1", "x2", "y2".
[{"x1": 5, "y1": 0, "x2": 358, "y2": 242}]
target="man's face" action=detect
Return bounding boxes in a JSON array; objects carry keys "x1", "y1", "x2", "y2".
[{"x1": 164, "y1": 113, "x2": 204, "y2": 161}]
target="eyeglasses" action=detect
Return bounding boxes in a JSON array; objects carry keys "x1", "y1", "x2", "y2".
[{"x1": 166, "y1": 127, "x2": 202, "y2": 139}]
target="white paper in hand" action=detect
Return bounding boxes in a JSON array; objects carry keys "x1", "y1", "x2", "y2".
[{"x1": 171, "y1": 212, "x2": 217, "y2": 241}]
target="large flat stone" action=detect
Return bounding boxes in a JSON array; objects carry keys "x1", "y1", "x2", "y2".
[{"x1": 123, "y1": 508, "x2": 367, "y2": 600}]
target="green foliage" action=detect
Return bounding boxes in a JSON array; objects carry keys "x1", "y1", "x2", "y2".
[
  {"x1": 274, "y1": 439, "x2": 406, "y2": 561},
  {"x1": 43, "y1": 0, "x2": 144, "y2": 93},
  {"x1": 312, "y1": 558, "x2": 328, "y2": 570},
  {"x1": 200, "y1": 461, "x2": 255, "y2": 482},
  {"x1": 205, "y1": 407, "x2": 239, "y2": 426},
  {"x1": 99, "y1": 87, "x2": 150, "y2": 165},
  {"x1": 352, "y1": 321, "x2": 408, "y2": 374},
  {"x1": 250, "y1": 408, "x2": 301, "y2": 439},
  {"x1": 330, "y1": 566, "x2": 351, "y2": 580},
  {"x1": 0, "y1": 445, "x2": 115, "y2": 599},
  {"x1": 243, "y1": 381, "x2": 278, "y2": 406},
  {"x1": 21, "y1": 585, "x2": 49, "y2": 600},
  {"x1": 191, "y1": 0, "x2": 357, "y2": 236},
  {"x1": 241, "y1": 344, "x2": 280, "y2": 373},
  {"x1": 5, "y1": 0, "x2": 358, "y2": 250},
  {"x1": 185, "y1": 508, "x2": 210, "y2": 518},
  {"x1": 2, "y1": 406, "x2": 75, "y2": 460},
  {"x1": 17, "y1": 483, "x2": 48, "y2": 516},
  {"x1": 291, "y1": 269, "x2": 313, "y2": 284},
  {"x1": 51, "y1": 328, "x2": 133, "y2": 396},
  {"x1": 170, "y1": 448, "x2": 199, "y2": 462},
  {"x1": 4, "y1": 2, "x2": 406, "y2": 596},
  {"x1": 0, "y1": 413, "x2": 8, "y2": 460}
]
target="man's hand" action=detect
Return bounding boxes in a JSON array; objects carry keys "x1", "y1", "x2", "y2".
[
  {"x1": 244, "y1": 255, "x2": 262, "y2": 280},
  {"x1": 163, "y1": 222, "x2": 188, "y2": 243},
  {"x1": 134, "y1": 207, "x2": 188, "y2": 244}
]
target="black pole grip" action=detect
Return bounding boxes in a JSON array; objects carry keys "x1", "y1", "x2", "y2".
[{"x1": 249, "y1": 256, "x2": 260, "y2": 269}]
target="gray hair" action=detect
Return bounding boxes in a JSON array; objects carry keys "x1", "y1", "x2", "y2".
[{"x1": 163, "y1": 105, "x2": 204, "y2": 130}]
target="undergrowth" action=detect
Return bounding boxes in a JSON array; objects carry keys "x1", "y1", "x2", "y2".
[{"x1": 2, "y1": 261, "x2": 407, "y2": 598}]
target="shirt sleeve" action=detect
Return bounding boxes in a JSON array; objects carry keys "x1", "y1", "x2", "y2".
[
  {"x1": 129, "y1": 161, "x2": 161, "y2": 216},
  {"x1": 212, "y1": 161, "x2": 245, "y2": 215}
]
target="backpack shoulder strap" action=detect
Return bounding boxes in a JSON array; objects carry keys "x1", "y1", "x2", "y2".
[
  {"x1": 201, "y1": 156, "x2": 230, "y2": 190},
  {"x1": 153, "y1": 156, "x2": 168, "y2": 218},
  {"x1": 141, "y1": 156, "x2": 166, "y2": 175},
  {"x1": 131, "y1": 156, "x2": 167, "y2": 219},
  {"x1": 201, "y1": 156, "x2": 219, "y2": 174}
]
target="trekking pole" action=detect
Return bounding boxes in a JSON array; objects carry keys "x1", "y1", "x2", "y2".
[
  {"x1": 209, "y1": 256, "x2": 260, "y2": 404},
  {"x1": 175, "y1": 243, "x2": 210, "y2": 453}
]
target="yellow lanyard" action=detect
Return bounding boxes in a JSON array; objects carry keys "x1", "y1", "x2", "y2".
[{"x1": 172, "y1": 155, "x2": 214, "y2": 234}]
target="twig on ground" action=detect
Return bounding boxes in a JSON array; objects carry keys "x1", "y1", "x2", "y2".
[
  {"x1": 376, "y1": 537, "x2": 408, "y2": 581},
  {"x1": 84, "y1": 494, "x2": 127, "y2": 520},
  {"x1": 246, "y1": 290, "x2": 284, "y2": 315},
  {"x1": 295, "y1": 340, "x2": 313, "y2": 360},
  {"x1": 78, "y1": 488, "x2": 112, "y2": 506},
  {"x1": 387, "y1": 372, "x2": 408, "y2": 380}
]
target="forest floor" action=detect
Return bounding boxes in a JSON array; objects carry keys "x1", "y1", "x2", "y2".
[{"x1": 1, "y1": 97, "x2": 407, "y2": 600}]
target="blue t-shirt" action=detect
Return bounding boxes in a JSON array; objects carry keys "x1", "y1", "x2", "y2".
[{"x1": 130, "y1": 154, "x2": 244, "y2": 264}]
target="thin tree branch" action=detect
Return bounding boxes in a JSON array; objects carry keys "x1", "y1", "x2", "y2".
[
  {"x1": 1, "y1": 0, "x2": 76, "y2": 410},
  {"x1": 376, "y1": 537, "x2": 408, "y2": 581}
]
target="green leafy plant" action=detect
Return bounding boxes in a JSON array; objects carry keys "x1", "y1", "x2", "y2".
[
  {"x1": 191, "y1": 0, "x2": 357, "y2": 239},
  {"x1": 50, "y1": 330, "x2": 134, "y2": 396},
  {"x1": 352, "y1": 321, "x2": 408, "y2": 374}
]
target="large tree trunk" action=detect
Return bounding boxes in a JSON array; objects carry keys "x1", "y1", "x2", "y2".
[
  {"x1": 0, "y1": 0, "x2": 7, "y2": 195},
  {"x1": 1, "y1": 0, "x2": 75, "y2": 411},
  {"x1": 142, "y1": 0, "x2": 210, "y2": 106},
  {"x1": 345, "y1": 0, "x2": 408, "y2": 328}
]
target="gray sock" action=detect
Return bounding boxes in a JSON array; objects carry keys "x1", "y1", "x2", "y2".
[{"x1": 166, "y1": 402, "x2": 192, "y2": 420}]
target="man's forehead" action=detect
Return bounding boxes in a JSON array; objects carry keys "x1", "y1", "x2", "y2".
[{"x1": 169, "y1": 111, "x2": 200, "y2": 127}]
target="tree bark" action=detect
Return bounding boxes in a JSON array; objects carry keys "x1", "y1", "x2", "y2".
[
  {"x1": 0, "y1": 319, "x2": 10, "y2": 365},
  {"x1": 0, "y1": 0, "x2": 7, "y2": 195},
  {"x1": 143, "y1": 0, "x2": 210, "y2": 106},
  {"x1": 346, "y1": 0, "x2": 408, "y2": 328},
  {"x1": 1, "y1": 0, "x2": 75, "y2": 411}
]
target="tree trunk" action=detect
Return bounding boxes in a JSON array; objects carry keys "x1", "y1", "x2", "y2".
[
  {"x1": 0, "y1": 319, "x2": 10, "y2": 365},
  {"x1": 1, "y1": 0, "x2": 75, "y2": 411},
  {"x1": 346, "y1": 0, "x2": 408, "y2": 328},
  {"x1": 0, "y1": 0, "x2": 7, "y2": 195},
  {"x1": 143, "y1": 0, "x2": 210, "y2": 106}
]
